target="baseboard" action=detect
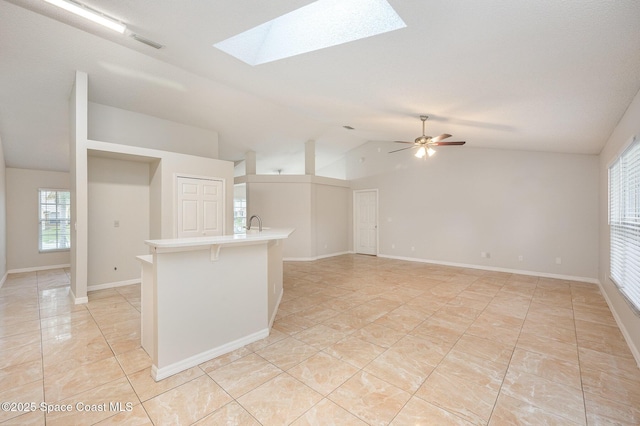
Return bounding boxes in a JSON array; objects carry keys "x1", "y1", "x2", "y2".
[
  {"x1": 8, "y1": 264, "x2": 71, "y2": 274},
  {"x1": 284, "y1": 251, "x2": 353, "y2": 262},
  {"x1": 88, "y1": 279, "x2": 141, "y2": 292},
  {"x1": 0, "y1": 271, "x2": 7, "y2": 289},
  {"x1": 151, "y1": 328, "x2": 270, "y2": 381},
  {"x1": 69, "y1": 288, "x2": 88, "y2": 305},
  {"x1": 596, "y1": 280, "x2": 640, "y2": 368},
  {"x1": 377, "y1": 254, "x2": 599, "y2": 284}
]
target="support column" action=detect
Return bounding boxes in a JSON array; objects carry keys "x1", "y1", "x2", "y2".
[
  {"x1": 305, "y1": 140, "x2": 315, "y2": 176},
  {"x1": 70, "y1": 71, "x2": 89, "y2": 304}
]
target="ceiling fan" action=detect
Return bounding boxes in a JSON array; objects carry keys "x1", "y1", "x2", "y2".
[{"x1": 389, "y1": 115, "x2": 466, "y2": 158}]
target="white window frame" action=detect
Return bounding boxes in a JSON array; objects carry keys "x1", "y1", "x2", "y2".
[
  {"x1": 608, "y1": 136, "x2": 640, "y2": 315},
  {"x1": 38, "y1": 188, "x2": 71, "y2": 252}
]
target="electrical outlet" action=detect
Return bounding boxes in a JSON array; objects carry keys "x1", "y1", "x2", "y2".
[
  {"x1": 556, "y1": 257, "x2": 562, "y2": 265},
  {"x1": 114, "y1": 220, "x2": 120, "y2": 228},
  {"x1": 518, "y1": 255, "x2": 523, "y2": 261},
  {"x1": 411, "y1": 246, "x2": 415, "y2": 251}
]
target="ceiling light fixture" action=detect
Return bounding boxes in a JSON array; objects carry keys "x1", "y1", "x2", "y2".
[
  {"x1": 414, "y1": 146, "x2": 426, "y2": 158},
  {"x1": 43, "y1": 0, "x2": 126, "y2": 34}
]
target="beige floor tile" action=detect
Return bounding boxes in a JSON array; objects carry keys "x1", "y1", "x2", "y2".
[
  {"x1": 0, "y1": 409, "x2": 45, "y2": 425},
  {"x1": 143, "y1": 375, "x2": 231, "y2": 425},
  {"x1": 578, "y1": 346, "x2": 640, "y2": 380},
  {"x1": 328, "y1": 371, "x2": 410, "y2": 426},
  {"x1": 256, "y1": 337, "x2": 319, "y2": 370},
  {"x1": 44, "y1": 356, "x2": 124, "y2": 402},
  {"x1": 288, "y1": 352, "x2": 358, "y2": 395},
  {"x1": 583, "y1": 390, "x2": 640, "y2": 425},
  {"x1": 489, "y1": 393, "x2": 582, "y2": 425},
  {"x1": 207, "y1": 353, "x2": 282, "y2": 398},
  {"x1": 391, "y1": 396, "x2": 473, "y2": 426},
  {"x1": 452, "y1": 334, "x2": 513, "y2": 366},
  {"x1": 349, "y1": 322, "x2": 405, "y2": 348},
  {"x1": 1, "y1": 255, "x2": 639, "y2": 426},
  {"x1": 516, "y1": 331, "x2": 579, "y2": 363},
  {"x1": 272, "y1": 313, "x2": 316, "y2": 335},
  {"x1": 193, "y1": 401, "x2": 260, "y2": 426},
  {"x1": 0, "y1": 380, "x2": 44, "y2": 423},
  {"x1": 0, "y1": 319, "x2": 40, "y2": 339},
  {"x1": 0, "y1": 342, "x2": 41, "y2": 371},
  {"x1": 322, "y1": 312, "x2": 370, "y2": 333},
  {"x1": 575, "y1": 319, "x2": 632, "y2": 357},
  {"x1": 324, "y1": 335, "x2": 385, "y2": 369},
  {"x1": 0, "y1": 359, "x2": 43, "y2": 393},
  {"x1": 372, "y1": 304, "x2": 428, "y2": 332},
  {"x1": 115, "y1": 348, "x2": 152, "y2": 375},
  {"x1": 364, "y1": 345, "x2": 435, "y2": 393},
  {"x1": 128, "y1": 366, "x2": 204, "y2": 402},
  {"x1": 237, "y1": 373, "x2": 322, "y2": 426},
  {"x1": 0, "y1": 330, "x2": 41, "y2": 351},
  {"x1": 508, "y1": 347, "x2": 582, "y2": 389},
  {"x1": 93, "y1": 404, "x2": 152, "y2": 425},
  {"x1": 45, "y1": 377, "x2": 139, "y2": 426},
  {"x1": 42, "y1": 334, "x2": 113, "y2": 376},
  {"x1": 500, "y1": 368, "x2": 586, "y2": 425},
  {"x1": 581, "y1": 366, "x2": 640, "y2": 408},
  {"x1": 292, "y1": 324, "x2": 352, "y2": 349},
  {"x1": 40, "y1": 318, "x2": 102, "y2": 343},
  {"x1": 198, "y1": 346, "x2": 253, "y2": 374},
  {"x1": 291, "y1": 398, "x2": 368, "y2": 426},
  {"x1": 245, "y1": 328, "x2": 288, "y2": 351}
]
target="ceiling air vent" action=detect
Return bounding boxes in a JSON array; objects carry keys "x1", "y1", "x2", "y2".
[{"x1": 130, "y1": 34, "x2": 164, "y2": 49}]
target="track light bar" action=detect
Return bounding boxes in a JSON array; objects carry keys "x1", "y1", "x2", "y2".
[{"x1": 44, "y1": 0, "x2": 126, "y2": 33}]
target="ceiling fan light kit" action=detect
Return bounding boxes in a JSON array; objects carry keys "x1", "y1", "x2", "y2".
[{"x1": 391, "y1": 115, "x2": 466, "y2": 158}]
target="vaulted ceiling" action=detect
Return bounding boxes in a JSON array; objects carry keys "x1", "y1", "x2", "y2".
[{"x1": 1, "y1": 0, "x2": 639, "y2": 174}]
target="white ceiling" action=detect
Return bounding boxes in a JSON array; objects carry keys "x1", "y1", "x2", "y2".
[{"x1": 1, "y1": 0, "x2": 639, "y2": 174}]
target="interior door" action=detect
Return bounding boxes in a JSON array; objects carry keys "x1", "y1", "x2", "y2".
[
  {"x1": 177, "y1": 176, "x2": 223, "y2": 238},
  {"x1": 355, "y1": 189, "x2": 378, "y2": 255}
]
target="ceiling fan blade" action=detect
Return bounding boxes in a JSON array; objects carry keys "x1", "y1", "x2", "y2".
[
  {"x1": 394, "y1": 141, "x2": 414, "y2": 144},
  {"x1": 431, "y1": 133, "x2": 452, "y2": 143},
  {"x1": 432, "y1": 141, "x2": 466, "y2": 146},
  {"x1": 389, "y1": 146, "x2": 417, "y2": 153}
]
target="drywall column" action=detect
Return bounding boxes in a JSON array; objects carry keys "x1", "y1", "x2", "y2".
[
  {"x1": 245, "y1": 150, "x2": 256, "y2": 175},
  {"x1": 305, "y1": 140, "x2": 315, "y2": 175},
  {"x1": 70, "y1": 71, "x2": 89, "y2": 303}
]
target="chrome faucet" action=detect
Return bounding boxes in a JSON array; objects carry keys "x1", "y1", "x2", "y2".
[{"x1": 247, "y1": 215, "x2": 263, "y2": 232}]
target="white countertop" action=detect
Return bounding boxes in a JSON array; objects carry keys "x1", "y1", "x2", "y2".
[{"x1": 145, "y1": 228, "x2": 295, "y2": 250}]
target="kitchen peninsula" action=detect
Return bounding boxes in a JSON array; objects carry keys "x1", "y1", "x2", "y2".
[{"x1": 138, "y1": 228, "x2": 294, "y2": 381}]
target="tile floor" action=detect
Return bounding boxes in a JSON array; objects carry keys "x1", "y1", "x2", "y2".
[{"x1": 1, "y1": 254, "x2": 639, "y2": 425}]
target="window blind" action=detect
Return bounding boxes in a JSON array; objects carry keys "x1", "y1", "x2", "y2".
[{"x1": 609, "y1": 137, "x2": 640, "y2": 314}]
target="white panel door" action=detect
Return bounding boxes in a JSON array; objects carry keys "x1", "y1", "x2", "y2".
[
  {"x1": 177, "y1": 176, "x2": 223, "y2": 238},
  {"x1": 355, "y1": 190, "x2": 378, "y2": 255}
]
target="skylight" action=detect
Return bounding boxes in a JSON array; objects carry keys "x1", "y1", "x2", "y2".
[{"x1": 213, "y1": 0, "x2": 406, "y2": 66}]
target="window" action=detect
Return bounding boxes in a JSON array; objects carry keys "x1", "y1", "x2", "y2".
[
  {"x1": 39, "y1": 189, "x2": 71, "y2": 251},
  {"x1": 234, "y1": 198, "x2": 247, "y2": 233},
  {"x1": 609, "y1": 137, "x2": 640, "y2": 313}
]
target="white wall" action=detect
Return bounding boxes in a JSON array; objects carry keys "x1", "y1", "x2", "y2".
[
  {"x1": 347, "y1": 143, "x2": 599, "y2": 280},
  {"x1": 0, "y1": 137, "x2": 6, "y2": 284},
  {"x1": 87, "y1": 140, "x2": 235, "y2": 240},
  {"x1": 242, "y1": 175, "x2": 350, "y2": 260},
  {"x1": 598, "y1": 88, "x2": 640, "y2": 364},
  {"x1": 88, "y1": 156, "x2": 150, "y2": 287},
  {"x1": 88, "y1": 102, "x2": 219, "y2": 159},
  {"x1": 315, "y1": 183, "x2": 349, "y2": 257},
  {"x1": 247, "y1": 179, "x2": 313, "y2": 259},
  {"x1": 6, "y1": 168, "x2": 70, "y2": 271}
]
